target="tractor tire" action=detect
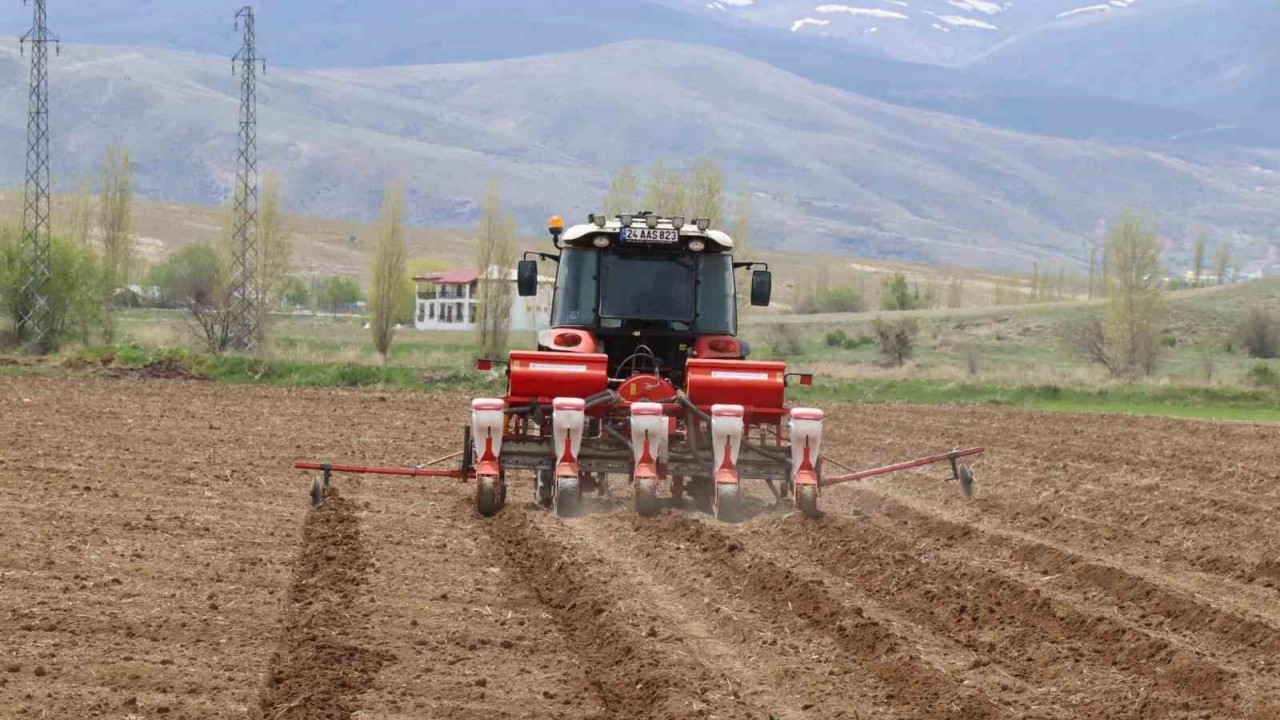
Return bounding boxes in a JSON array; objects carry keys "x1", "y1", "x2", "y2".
[
  {"x1": 713, "y1": 484, "x2": 740, "y2": 523},
  {"x1": 796, "y1": 484, "x2": 820, "y2": 519},
  {"x1": 634, "y1": 477, "x2": 659, "y2": 518},
  {"x1": 476, "y1": 476, "x2": 503, "y2": 517},
  {"x1": 309, "y1": 476, "x2": 324, "y2": 509},
  {"x1": 553, "y1": 476, "x2": 580, "y2": 518}
]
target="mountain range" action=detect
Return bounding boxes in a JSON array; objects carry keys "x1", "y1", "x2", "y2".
[
  {"x1": 669, "y1": 0, "x2": 1279, "y2": 139},
  {"x1": 0, "y1": 1, "x2": 1275, "y2": 273}
]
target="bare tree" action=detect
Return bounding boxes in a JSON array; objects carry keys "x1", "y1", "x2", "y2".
[
  {"x1": 253, "y1": 173, "x2": 292, "y2": 335},
  {"x1": 604, "y1": 166, "x2": 638, "y2": 216},
  {"x1": 149, "y1": 243, "x2": 236, "y2": 353},
  {"x1": 369, "y1": 184, "x2": 408, "y2": 364},
  {"x1": 98, "y1": 148, "x2": 134, "y2": 343},
  {"x1": 185, "y1": 275, "x2": 237, "y2": 354},
  {"x1": 1070, "y1": 315, "x2": 1118, "y2": 374},
  {"x1": 687, "y1": 158, "x2": 724, "y2": 223},
  {"x1": 872, "y1": 317, "x2": 919, "y2": 366},
  {"x1": 1103, "y1": 211, "x2": 1164, "y2": 376},
  {"x1": 475, "y1": 179, "x2": 517, "y2": 359}
]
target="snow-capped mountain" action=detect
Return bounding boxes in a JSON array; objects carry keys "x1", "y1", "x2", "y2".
[
  {"x1": 668, "y1": 0, "x2": 1155, "y2": 66},
  {"x1": 971, "y1": 1, "x2": 1279, "y2": 132},
  {"x1": 663, "y1": 0, "x2": 1277, "y2": 139}
]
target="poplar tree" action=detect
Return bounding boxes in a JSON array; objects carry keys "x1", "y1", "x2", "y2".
[
  {"x1": 369, "y1": 183, "x2": 408, "y2": 364},
  {"x1": 475, "y1": 179, "x2": 516, "y2": 359},
  {"x1": 98, "y1": 147, "x2": 134, "y2": 343}
]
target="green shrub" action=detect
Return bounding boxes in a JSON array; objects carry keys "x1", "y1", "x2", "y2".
[
  {"x1": 824, "y1": 328, "x2": 874, "y2": 350},
  {"x1": 0, "y1": 230, "x2": 104, "y2": 350},
  {"x1": 1246, "y1": 363, "x2": 1280, "y2": 389},
  {"x1": 815, "y1": 286, "x2": 864, "y2": 313},
  {"x1": 1236, "y1": 308, "x2": 1279, "y2": 359},
  {"x1": 880, "y1": 272, "x2": 922, "y2": 311}
]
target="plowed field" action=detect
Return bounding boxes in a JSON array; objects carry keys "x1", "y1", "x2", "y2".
[{"x1": 2, "y1": 376, "x2": 1278, "y2": 719}]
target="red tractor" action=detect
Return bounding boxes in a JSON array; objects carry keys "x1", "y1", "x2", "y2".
[
  {"x1": 468, "y1": 212, "x2": 823, "y2": 521},
  {"x1": 296, "y1": 212, "x2": 982, "y2": 519}
]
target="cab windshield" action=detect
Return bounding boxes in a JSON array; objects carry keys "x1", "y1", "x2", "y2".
[{"x1": 551, "y1": 247, "x2": 736, "y2": 334}]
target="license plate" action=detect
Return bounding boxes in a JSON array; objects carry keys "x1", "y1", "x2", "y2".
[{"x1": 620, "y1": 227, "x2": 678, "y2": 244}]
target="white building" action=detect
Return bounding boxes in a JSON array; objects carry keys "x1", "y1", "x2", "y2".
[{"x1": 413, "y1": 266, "x2": 553, "y2": 332}]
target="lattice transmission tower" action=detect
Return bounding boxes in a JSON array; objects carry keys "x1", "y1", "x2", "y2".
[
  {"x1": 16, "y1": 0, "x2": 59, "y2": 351},
  {"x1": 230, "y1": 6, "x2": 266, "y2": 349}
]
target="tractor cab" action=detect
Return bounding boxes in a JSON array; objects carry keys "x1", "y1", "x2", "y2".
[{"x1": 517, "y1": 213, "x2": 772, "y2": 387}]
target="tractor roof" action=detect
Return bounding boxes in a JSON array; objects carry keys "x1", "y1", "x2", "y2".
[{"x1": 561, "y1": 216, "x2": 734, "y2": 249}]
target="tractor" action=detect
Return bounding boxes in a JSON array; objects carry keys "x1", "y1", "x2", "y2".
[
  {"x1": 295, "y1": 213, "x2": 982, "y2": 520},
  {"x1": 471, "y1": 212, "x2": 816, "y2": 520}
]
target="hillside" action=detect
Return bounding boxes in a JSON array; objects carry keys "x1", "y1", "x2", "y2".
[
  {"x1": 0, "y1": 192, "x2": 473, "y2": 279},
  {"x1": 0, "y1": 41, "x2": 1277, "y2": 273},
  {"x1": 0, "y1": 0, "x2": 1233, "y2": 146},
  {"x1": 970, "y1": 0, "x2": 1280, "y2": 135}
]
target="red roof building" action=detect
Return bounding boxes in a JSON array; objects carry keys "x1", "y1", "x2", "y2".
[{"x1": 413, "y1": 266, "x2": 552, "y2": 332}]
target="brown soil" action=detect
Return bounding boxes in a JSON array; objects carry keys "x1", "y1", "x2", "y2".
[
  {"x1": 1, "y1": 376, "x2": 1277, "y2": 719},
  {"x1": 254, "y1": 488, "x2": 394, "y2": 720}
]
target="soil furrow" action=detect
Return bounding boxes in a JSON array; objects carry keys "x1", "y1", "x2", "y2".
[
  {"x1": 482, "y1": 505, "x2": 765, "y2": 720},
  {"x1": 864, "y1": 485, "x2": 1280, "y2": 626},
  {"x1": 578, "y1": 510, "x2": 904, "y2": 720},
  {"x1": 970, "y1": 492, "x2": 1280, "y2": 593},
  {"x1": 776, "y1": 512, "x2": 1255, "y2": 720},
  {"x1": 855, "y1": 489, "x2": 1280, "y2": 665},
  {"x1": 253, "y1": 489, "x2": 395, "y2": 720},
  {"x1": 821, "y1": 406, "x2": 1280, "y2": 588}
]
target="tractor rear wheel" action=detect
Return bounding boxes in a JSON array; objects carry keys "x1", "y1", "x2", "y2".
[
  {"x1": 634, "y1": 477, "x2": 659, "y2": 517},
  {"x1": 476, "y1": 476, "x2": 504, "y2": 517},
  {"x1": 796, "y1": 484, "x2": 819, "y2": 519},
  {"x1": 553, "y1": 476, "x2": 580, "y2": 518},
  {"x1": 713, "y1": 484, "x2": 740, "y2": 523}
]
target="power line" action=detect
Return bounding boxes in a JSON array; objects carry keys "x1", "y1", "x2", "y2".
[
  {"x1": 15, "y1": 0, "x2": 59, "y2": 352},
  {"x1": 230, "y1": 5, "x2": 266, "y2": 350}
]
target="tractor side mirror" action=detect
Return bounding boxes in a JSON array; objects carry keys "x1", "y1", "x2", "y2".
[
  {"x1": 517, "y1": 260, "x2": 538, "y2": 297},
  {"x1": 750, "y1": 270, "x2": 772, "y2": 307}
]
